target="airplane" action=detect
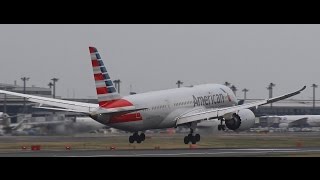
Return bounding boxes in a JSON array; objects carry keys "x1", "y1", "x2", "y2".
[
  {"x1": 0, "y1": 112, "x2": 28, "y2": 135},
  {"x1": 0, "y1": 47, "x2": 306, "y2": 144},
  {"x1": 259, "y1": 115, "x2": 320, "y2": 128},
  {"x1": 0, "y1": 112, "x2": 106, "y2": 136},
  {"x1": 11, "y1": 116, "x2": 107, "y2": 135}
]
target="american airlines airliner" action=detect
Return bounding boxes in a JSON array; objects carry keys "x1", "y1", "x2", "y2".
[{"x1": 0, "y1": 47, "x2": 306, "y2": 144}]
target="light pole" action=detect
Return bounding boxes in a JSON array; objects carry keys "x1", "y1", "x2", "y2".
[
  {"x1": 312, "y1": 84, "x2": 318, "y2": 110},
  {"x1": 242, "y1": 88, "x2": 249, "y2": 100},
  {"x1": 267, "y1": 83, "x2": 275, "y2": 107},
  {"x1": 176, "y1": 80, "x2": 183, "y2": 88},
  {"x1": 230, "y1": 85, "x2": 237, "y2": 96},
  {"x1": 3, "y1": 86, "x2": 7, "y2": 114},
  {"x1": 113, "y1": 79, "x2": 121, "y2": 93},
  {"x1": 51, "y1": 78, "x2": 59, "y2": 98},
  {"x1": 21, "y1": 77, "x2": 30, "y2": 112},
  {"x1": 224, "y1": 82, "x2": 231, "y2": 87},
  {"x1": 48, "y1": 82, "x2": 53, "y2": 97}
]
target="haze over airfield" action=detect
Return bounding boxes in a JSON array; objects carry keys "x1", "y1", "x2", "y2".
[{"x1": 0, "y1": 24, "x2": 319, "y2": 100}]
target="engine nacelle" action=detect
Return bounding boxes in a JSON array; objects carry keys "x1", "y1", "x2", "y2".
[
  {"x1": 278, "y1": 123, "x2": 289, "y2": 128},
  {"x1": 225, "y1": 109, "x2": 255, "y2": 131}
]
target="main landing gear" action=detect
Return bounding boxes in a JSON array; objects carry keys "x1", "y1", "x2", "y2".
[
  {"x1": 218, "y1": 117, "x2": 226, "y2": 131},
  {"x1": 184, "y1": 128, "x2": 200, "y2": 144},
  {"x1": 129, "y1": 132, "x2": 145, "y2": 144}
]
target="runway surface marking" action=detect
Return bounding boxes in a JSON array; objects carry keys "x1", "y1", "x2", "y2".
[
  {"x1": 2, "y1": 148, "x2": 320, "y2": 157},
  {"x1": 64, "y1": 148, "x2": 320, "y2": 157}
]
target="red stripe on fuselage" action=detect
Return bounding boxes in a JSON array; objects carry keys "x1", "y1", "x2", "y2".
[
  {"x1": 96, "y1": 87, "x2": 108, "y2": 94},
  {"x1": 101, "y1": 99, "x2": 141, "y2": 123},
  {"x1": 94, "y1": 73, "x2": 104, "y2": 81},
  {"x1": 99, "y1": 99, "x2": 133, "y2": 108},
  {"x1": 92, "y1": 60, "x2": 99, "y2": 67},
  {"x1": 109, "y1": 113, "x2": 142, "y2": 124}
]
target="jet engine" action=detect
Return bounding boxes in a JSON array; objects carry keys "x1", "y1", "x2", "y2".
[
  {"x1": 278, "y1": 123, "x2": 289, "y2": 128},
  {"x1": 225, "y1": 109, "x2": 255, "y2": 131}
]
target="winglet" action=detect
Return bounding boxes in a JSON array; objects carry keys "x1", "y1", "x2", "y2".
[{"x1": 300, "y1": 85, "x2": 307, "y2": 91}]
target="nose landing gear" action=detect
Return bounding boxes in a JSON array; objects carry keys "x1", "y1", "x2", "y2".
[{"x1": 218, "y1": 117, "x2": 226, "y2": 131}]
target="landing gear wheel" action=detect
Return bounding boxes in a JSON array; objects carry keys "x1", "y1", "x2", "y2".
[
  {"x1": 195, "y1": 134, "x2": 200, "y2": 142},
  {"x1": 221, "y1": 125, "x2": 226, "y2": 131},
  {"x1": 140, "y1": 133, "x2": 145, "y2": 141},
  {"x1": 133, "y1": 132, "x2": 139, "y2": 139},
  {"x1": 136, "y1": 136, "x2": 142, "y2": 144},
  {"x1": 129, "y1": 136, "x2": 134, "y2": 143},
  {"x1": 191, "y1": 136, "x2": 197, "y2": 144},
  {"x1": 218, "y1": 125, "x2": 221, "y2": 131},
  {"x1": 184, "y1": 136, "x2": 189, "y2": 144}
]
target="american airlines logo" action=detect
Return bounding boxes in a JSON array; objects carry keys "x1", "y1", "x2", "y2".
[{"x1": 193, "y1": 94, "x2": 227, "y2": 107}]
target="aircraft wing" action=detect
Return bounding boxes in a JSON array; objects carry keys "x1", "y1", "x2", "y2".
[
  {"x1": 0, "y1": 90, "x2": 99, "y2": 113},
  {"x1": 288, "y1": 117, "x2": 309, "y2": 127},
  {"x1": 10, "y1": 119, "x2": 29, "y2": 130},
  {"x1": 0, "y1": 114, "x2": 29, "y2": 120},
  {"x1": 0, "y1": 90, "x2": 146, "y2": 115},
  {"x1": 23, "y1": 120, "x2": 67, "y2": 127},
  {"x1": 175, "y1": 86, "x2": 306, "y2": 126}
]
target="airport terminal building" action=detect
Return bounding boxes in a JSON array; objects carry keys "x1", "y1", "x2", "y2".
[
  {"x1": 1, "y1": 82, "x2": 320, "y2": 125},
  {"x1": 0, "y1": 83, "x2": 97, "y2": 122}
]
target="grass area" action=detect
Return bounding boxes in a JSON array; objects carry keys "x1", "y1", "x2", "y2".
[{"x1": 1, "y1": 134, "x2": 320, "y2": 151}]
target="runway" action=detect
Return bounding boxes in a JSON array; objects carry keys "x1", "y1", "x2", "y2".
[
  {"x1": 1, "y1": 147, "x2": 320, "y2": 157},
  {"x1": 1, "y1": 132, "x2": 320, "y2": 156}
]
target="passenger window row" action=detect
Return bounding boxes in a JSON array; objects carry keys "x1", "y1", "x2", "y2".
[
  {"x1": 174, "y1": 101, "x2": 193, "y2": 107},
  {"x1": 143, "y1": 105, "x2": 168, "y2": 111}
]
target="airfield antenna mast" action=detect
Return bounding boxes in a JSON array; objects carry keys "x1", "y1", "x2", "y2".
[
  {"x1": 51, "y1": 78, "x2": 59, "y2": 98},
  {"x1": 312, "y1": 83, "x2": 318, "y2": 110},
  {"x1": 267, "y1": 83, "x2": 276, "y2": 108},
  {"x1": 230, "y1": 85, "x2": 237, "y2": 96},
  {"x1": 113, "y1": 79, "x2": 121, "y2": 94},
  {"x1": 176, "y1": 80, "x2": 183, "y2": 88},
  {"x1": 3, "y1": 86, "x2": 7, "y2": 114},
  {"x1": 224, "y1": 82, "x2": 231, "y2": 87},
  {"x1": 48, "y1": 82, "x2": 53, "y2": 97},
  {"x1": 21, "y1": 77, "x2": 30, "y2": 113},
  {"x1": 242, "y1": 88, "x2": 249, "y2": 100}
]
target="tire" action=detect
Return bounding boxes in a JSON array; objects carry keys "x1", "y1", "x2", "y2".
[
  {"x1": 191, "y1": 136, "x2": 197, "y2": 144},
  {"x1": 195, "y1": 134, "x2": 200, "y2": 142},
  {"x1": 129, "y1": 136, "x2": 134, "y2": 143},
  {"x1": 140, "y1": 133, "x2": 145, "y2": 141},
  {"x1": 218, "y1": 125, "x2": 221, "y2": 131},
  {"x1": 184, "y1": 136, "x2": 189, "y2": 144},
  {"x1": 133, "y1": 133, "x2": 139, "y2": 139}
]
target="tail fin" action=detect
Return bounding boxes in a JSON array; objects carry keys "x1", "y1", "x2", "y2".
[{"x1": 89, "y1": 47, "x2": 121, "y2": 106}]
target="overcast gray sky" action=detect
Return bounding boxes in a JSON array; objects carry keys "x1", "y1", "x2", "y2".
[{"x1": 0, "y1": 24, "x2": 319, "y2": 100}]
